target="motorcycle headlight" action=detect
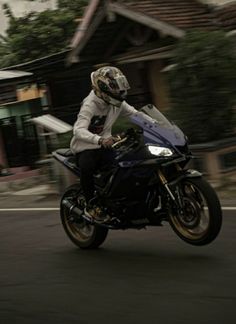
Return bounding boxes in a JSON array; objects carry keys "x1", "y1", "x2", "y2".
[{"x1": 147, "y1": 145, "x2": 173, "y2": 157}]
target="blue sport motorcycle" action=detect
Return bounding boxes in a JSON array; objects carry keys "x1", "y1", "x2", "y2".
[{"x1": 53, "y1": 105, "x2": 222, "y2": 249}]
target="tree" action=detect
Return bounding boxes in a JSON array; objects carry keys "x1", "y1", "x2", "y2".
[
  {"x1": 25, "y1": 0, "x2": 89, "y2": 11},
  {"x1": 0, "y1": 0, "x2": 89, "y2": 67},
  {"x1": 168, "y1": 31, "x2": 236, "y2": 143},
  {"x1": 0, "y1": 35, "x2": 16, "y2": 67},
  {"x1": 58, "y1": 0, "x2": 89, "y2": 12}
]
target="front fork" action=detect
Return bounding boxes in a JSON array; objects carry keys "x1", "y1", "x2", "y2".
[
  {"x1": 158, "y1": 170, "x2": 177, "y2": 203},
  {"x1": 157, "y1": 168, "x2": 202, "y2": 209}
]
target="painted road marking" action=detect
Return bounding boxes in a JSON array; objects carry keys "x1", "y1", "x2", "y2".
[
  {"x1": 0, "y1": 207, "x2": 235, "y2": 212},
  {"x1": 0, "y1": 208, "x2": 60, "y2": 211}
]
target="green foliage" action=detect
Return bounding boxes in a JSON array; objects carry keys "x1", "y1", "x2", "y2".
[
  {"x1": 58, "y1": 0, "x2": 89, "y2": 12},
  {"x1": 0, "y1": 35, "x2": 15, "y2": 67},
  {"x1": 168, "y1": 31, "x2": 236, "y2": 143},
  {"x1": 0, "y1": 0, "x2": 89, "y2": 67}
]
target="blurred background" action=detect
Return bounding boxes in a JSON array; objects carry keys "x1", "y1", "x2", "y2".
[{"x1": 0, "y1": 0, "x2": 235, "y2": 199}]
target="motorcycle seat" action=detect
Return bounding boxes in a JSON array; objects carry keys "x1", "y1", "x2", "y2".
[
  {"x1": 55, "y1": 148, "x2": 74, "y2": 157},
  {"x1": 54, "y1": 148, "x2": 114, "y2": 181}
]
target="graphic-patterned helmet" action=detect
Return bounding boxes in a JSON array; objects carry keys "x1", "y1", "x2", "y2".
[{"x1": 91, "y1": 66, "x2": 130, "y2": 106}]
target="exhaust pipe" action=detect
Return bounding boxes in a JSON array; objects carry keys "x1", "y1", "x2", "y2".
[{"x1": 62, "y1": 198, "x2": 83, "y2": 217}]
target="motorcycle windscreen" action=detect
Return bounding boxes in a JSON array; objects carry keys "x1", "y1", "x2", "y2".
[{"x1": 130, "y1": 104, "x2": 187, "y2": 147}]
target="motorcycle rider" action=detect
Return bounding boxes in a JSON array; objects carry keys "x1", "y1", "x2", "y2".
[{"x1": 70, "y1": 66, "x2": 140, "y2": 222}]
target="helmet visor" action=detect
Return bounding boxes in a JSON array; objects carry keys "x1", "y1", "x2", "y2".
[{"x1": 113, "y1": 75, "x2": 130, "y2": 91}]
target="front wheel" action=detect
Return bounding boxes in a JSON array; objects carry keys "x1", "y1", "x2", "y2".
[
  {"x1": 60, "y1": 184, "x2": 108, "y2": 249},
  {"x1": 169, "y1": 177, "x2": 222, "y2": 246}
]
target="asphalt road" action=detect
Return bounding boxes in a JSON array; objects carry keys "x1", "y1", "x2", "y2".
[{"x1": 0, "y1": 208, "x2": 236, "y2": 324}]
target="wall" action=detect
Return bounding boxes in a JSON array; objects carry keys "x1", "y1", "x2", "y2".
[
  {"x1": 0, "y1": 130, "x2": 7, "y2": 167},
  {"x1": 190, "y1": 138, "x2": 236, "y2": 186},
  {"x1": 148, "y1": 60, "x2": 170, "y2": 111},
  {"x1": 17, "y1": 85, "x2": 45, "y2": 102},
  {"x1": 0, "y1": 107, "x2": 10, "y2": 119},
  {"x1": 0, "y1": 99, "x2": 42, "y2": 167}
]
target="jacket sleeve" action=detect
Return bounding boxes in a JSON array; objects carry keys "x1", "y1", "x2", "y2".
[
  {"x1": 72, "y1": 103, "x2": 101, "y2": 145},
  {"x1": 120, "y1": 101, "x2": 138, "y2": 117},
  {"x1": 120, "y1": 101, "x2": 157, "y2": 123}
]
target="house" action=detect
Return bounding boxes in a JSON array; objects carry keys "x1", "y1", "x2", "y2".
[
  {"x1": 68, "y1": 0, "x2": 236, "y2": 110},
  {"x1": 0, "y1": 70, "x2": 42, "y2": 168},
  {"x1": 68, "y1": 0, "x2": 219, "y2": 111}
]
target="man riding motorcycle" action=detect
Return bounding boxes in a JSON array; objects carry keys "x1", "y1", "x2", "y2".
[{"x1": 70, "y1": 66, "x2": 144, "y2": 222}]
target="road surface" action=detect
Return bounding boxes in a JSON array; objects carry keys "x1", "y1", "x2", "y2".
[{"x1": 0, "y1": 208, "x2": 235, "y2": 324}]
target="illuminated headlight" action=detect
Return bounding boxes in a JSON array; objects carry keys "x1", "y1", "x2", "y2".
[{"x1": 147, "y1": 145, "x2": 173, "y2": 156}]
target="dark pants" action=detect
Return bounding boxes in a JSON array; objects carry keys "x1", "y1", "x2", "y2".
[{"x1": 76, "y1": 149, "x2": 114, "y2": 204}]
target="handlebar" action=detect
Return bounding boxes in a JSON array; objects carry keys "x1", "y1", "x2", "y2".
[{"x1": 112, "y1": 136, "x2": 128, "y2": 148}]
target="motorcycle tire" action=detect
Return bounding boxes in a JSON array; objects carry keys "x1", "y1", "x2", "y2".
[
  {"x1": 169, "y1": 177, "x2": 222, "y2": 246},
  {"x1": 60, "y1": 184, "x2": 108, "y2": 249}
]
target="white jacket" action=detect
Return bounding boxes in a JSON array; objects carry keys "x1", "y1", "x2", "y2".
[{"x1": 70, "y1": 90, "x2": 138, "y2": 153}]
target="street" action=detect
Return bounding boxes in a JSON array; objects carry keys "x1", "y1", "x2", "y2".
[{"x1": 0, "y1": 207, "x2": 236, "y2": 324}]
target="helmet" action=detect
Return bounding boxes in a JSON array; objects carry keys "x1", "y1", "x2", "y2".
[{"x1": 91, "y1": 66, "x2": 130, "y2": 106}]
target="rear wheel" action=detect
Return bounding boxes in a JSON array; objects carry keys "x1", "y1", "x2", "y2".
[
  {"x1": 60, "y1": 184, "x2": 108, "y2": 249},
  {"x1": 169, "y1": 177, "x2": 222, "y2": 246}
]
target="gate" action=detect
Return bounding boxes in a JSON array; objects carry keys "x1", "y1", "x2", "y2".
[
  {"x1": 21, "y1": 114, "x2": 40, "y2": 166},
  {"x1": 0, "y1": 117, "x2": 24, "y2": 167}
]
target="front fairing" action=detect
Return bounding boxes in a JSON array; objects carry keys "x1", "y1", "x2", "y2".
[{"x1": 130, "y1": 105, "x2": 187, "y2": 152}]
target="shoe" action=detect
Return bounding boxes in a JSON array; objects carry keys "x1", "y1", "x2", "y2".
[{"x1": 84, "y1": 206, "x2": 110, "y2": 223}]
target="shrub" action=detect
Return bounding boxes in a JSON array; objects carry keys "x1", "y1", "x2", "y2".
[{"x1": 168, "y1": 31, "x2": 236, "y2": 143}]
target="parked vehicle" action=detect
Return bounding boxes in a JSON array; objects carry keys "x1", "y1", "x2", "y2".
[{"x1": 53, "y1": 104, "x2": 222, "y2": 249}]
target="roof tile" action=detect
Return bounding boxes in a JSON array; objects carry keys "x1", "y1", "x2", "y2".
[
  {"x1": 118, "y1": 0, "x2": 216, "y2": 30},
  {"x1": 214, "y1": 3, "x2": 236, "y2": 31}
]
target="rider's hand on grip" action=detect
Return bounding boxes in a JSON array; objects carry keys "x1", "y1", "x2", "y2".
[{"x1": 99, "y1": 136, "x2": 117, "y2": 148}]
